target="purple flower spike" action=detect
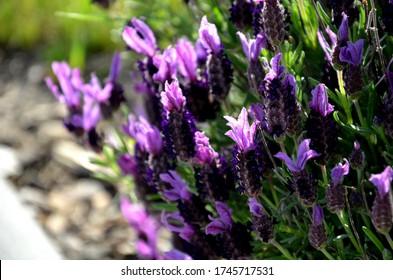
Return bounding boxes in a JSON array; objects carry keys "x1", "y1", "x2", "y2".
[
  {"x1": 369, "y1": 166, "x2": 393, "y2": 196},
  {"x1": 109, "y1": 52, "x2": 121, "y2": 82},
  {"x1": 237, "y1": 31, "x2": 267, "y2": 62},
  {"x1": 163, "y1": 249, "x2": 193, "y2": 260},
  {"x1": 194, "y1": 131, "x2": 218, "y2": 165},
  {"x1": 312, "y1": 205, "x2": 324, "y2": 226},
  {"x1": 309, "y1": 84, "x2": 334, "y2": 117},
  {"x1": 338, "y1": 13, "x2": 349, "y2": 42},
  {"x1": 331, "y1": 159, "x2": 350, "y2": 186},
  {"x1": 175, "y1": 39, "x2": 197, "y2": 82},
  {"x1": 224, "y1": 107, "x2": 257, "y2": 152},
  {"x1": 153, "y1": 46, "x2": 177, "y2": 83},
  {"x1": 339, "y1": 39, "x2": 364, "y2": 66},
  {"x1": 275, "y1": 139, "x2": 319, "y2": 172},
  {"x1": 198, "y1": 16, "x2": 222, "y2": 54},
  {"x1": 122, "y1": 18, "x2": 157, "y2": 57},
  {"x1": 317, "y1": 27, "x2": 337, "y2": 63},
  {"x1": 205, "y1": 201, "x2": 233, "y2": 235},
  {"x1": 117, "y1": 154, "x2": 137, "y2": 176},
  {"x1": 264, "y1": 53, "x2": 286, "y2": 81},
  {"x1": 249, "y1": 198, "x2": 263, "y2": 216},
  {"x1": 160, "y1": 170, "x2": 192, "y2": 202},
  {"x1": 82, "y1": 73, "x2": 113, "y2": 103},
  {"x1": 161, "y1": 211, "x2": 194, "y2": 242},
  {"x1": 161, "y1": 79, "x2": 186, "y2": 112}
]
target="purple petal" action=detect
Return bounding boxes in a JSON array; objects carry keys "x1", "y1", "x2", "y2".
[
  {"x1": 354, "y1": 141, "x2": 360, "y2": 151},
  {"x1": 117, "y1": 154, "x2": 137, "y2": 176},
  {"x1": 82, "y1": 96, "x2": 101, "y2": 131},
  {"x1": 215, "y1": 201, "x2": 233, "y2": 228},
  {"x1": 176, "y1": 39, "x2": 197, "y2": 81},
  {"x1": 122, "y1": 18, "x2": 156, "y2": 57},
  {"x1": 312, "y1": 205, "x2": 324, "y2": 226},
  {"x1": 160, "y1": 170, "x2": 192, "y2": 202},
  {"x1": 274, "y1": 152, "x2": 297, "y2": 172},
  {"x1": 338, "y1": 13, "x2": 349, "y2": 42},
  {"x1": 369, "y1": 166, "x2": 393, "y2": 196},
  {"x1": 194, "y1": 131, "x2": 218, "y2": 165},
  {"x1": 283, "y1": 73, "x2": 296, "y2": 96},
  {"x1": 339, "y1": 39, "x2": 364, "y2": 66},
  {"x1": 309, "y1": 84, "x2": 334, "y2": 117},
  {"x1": 205, "y1": 219, "x2": 228, "y2": 235},
  {"x1": 265, "y1": 53, "x2": 285, "y2": 81},
  {"x1": 195, "y1": 39, "x2": 207, "y2": 64},
  {"x1": 317, "y1": 30, "x2": 332, "y2": 62},
  {"x1": 109, "y1": 52, "x2": 121, "y2": 82},
  {"x1": 331, "y1": 159, "x2": 350, "y2": 186},
  {"x1": 237, "y1": 31, "x2": 267, "y2": 62},
  {"x1": 120, "y1": 198, "x2": 148, "y2": 230},
  {"x1": 163, "y1": 250, "x2": 193, "y2": 260},
  {"x1": 135, "y1": 240, "x2": 155, "y2": 259},
  {"x1": 237, "y1": 31, "x2": 251, "y2": 60},
  {"x1": 45, "y1": 77, "x2": 65, "y2": 103},
  {"x1": 160, "y1": 79, "x2": 186, "y2": 112},
  {"x1": 296, "y1": 139, "x2": 320, "y2": 171},
  {"x1": 249, "y1": 198, "x2": 263, "y2": 216},
  {"x1": 161, "y1": 211, "x2": 194, "y2": 242},
  {"x1": 153, "y1": 46, "x2": 177, "y2": 83},
  {"x1": 224, "y1": 107, "x2": 256, "y2": 151},
  {"x1": 249, "y1": 103, "x2": 267, "y2": 131},
  {"x1": 198, "y1": 16, "x2": 222, "y2": 54}
]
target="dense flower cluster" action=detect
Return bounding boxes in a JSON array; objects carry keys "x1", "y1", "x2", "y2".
[{"x1": 46, "y1": 0, "x2": 393, "y2": 260}]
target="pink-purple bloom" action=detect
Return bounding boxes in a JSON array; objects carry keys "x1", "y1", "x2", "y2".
[
  {"x1": 205, "y1": 201, "x2": 233, "y2": 235},
  {"x1": 224, "y1": 107, "x2": 258, "y2": 152},
  {"x1": 117, "y1": 153, "x2": 137, "y2": 176},
  {"x1": 122, "y1": 18, "x2": 157, "y2": 57},
  {"x1": 317, "y1": 26, "x2": 337, "y2": 63},
  {"x1": 237, "y1": 31, "x2": 267, "y2": 62},
  {"x1": 160, "y1": 79, "x2": 186, "y2": 112},
  {"x1": 339, "y1": 39, "x2": 365, "y2": 66},
  {"x1": 249, "y1": 197, "x2": 263, "y2": 217},
  {"x1": 248, "y1": 103, "x2": 267, "y2": 130},
  {"x1": 337, "y1": 13, "x2": 349, "y2": 43},
  {"x1": 198, "y1": 16, "x2": 222, "y2": 54},
  {"x1": 331, "y1": 159, "x2": 350, "y2": 186},
  {"x1": 369, "y1": 166, "x2": 393, "y2": 196},
  {"x1": 153, "y1": 46, "x2": 177, "y2": 83},
  {"x1": 161, "y1": 211, "x2": 195, "y2": 242},
  {"x1": 82, "y1": 73, "x2": 113, "y2": 104},
  {"x1": 274, "y1": 139, "x2": 319, "y2": 172},
  {"x1": 312, "y1": 205, "x2": 324, "y2": 226},
  {"x1": 194, "y1": 131, "x2": 218, "y2": 165},
  {"x1": 70, "y1": 95, "x2": 101, "y2": 131},
  {"x1": 160, "y1": 170, "x2": 192, "y2": 202},
  {"x1": 264, "y1": 53, "x2": 286, "y2": 81},
  {"x1": 309, "y1": 84, "x2": 334, "y2": 117},
  {"x1": 175, "y1": 39, "x2": 198, "y2": 82}
]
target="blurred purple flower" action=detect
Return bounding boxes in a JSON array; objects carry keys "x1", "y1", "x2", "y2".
[
  {"x1": 109, "y1": 52, "x2": 121, "y2": 82},
  {"x1": 237, "y1": 31, "x2": 267, "y2": 62},
  {"x1": 275, "y1": 139, "x2": 319, "y2": 172},
  {"x1": 160, "y1": 170, "x2": 192, "y2": 202},
  {"x1": 331, "y1": 159, "x2": 350, "y2": 186},
  {"x1": 175, "y1": 39, "x2": 198, "y2": 82},
  {"x1": 339, "y1": 39, "x2": 364, "y2": 66},
  {"x1": 309, "y1": 84, "x2": 334, "y2": 117},
  {"x1": 248, "y1": 103, "x2": 267, "y2": 131},
  {"x1": 224, "y1": 107, "x2": 257, "y2": 152},
  {"x1": 153, "y1": 46, "x2": 177, "y2": 83},
  {"x1": 205, "y1": 202, "x2": 233, "y2": 235},
  {"x1": 82, "y1": 73, "x2": 113, "y2": 104},
  {"x1": 312, "y1": 205, "x2": 324, "y2": 226},
  {"x1": 163, "y1": 249, "x2": 193, "y2": 260},
  {"x1": 160, "y1": 79, "x2": 186, "y2": 112},
  {"x1": 249, "y1": 197, "x2": 263, "y2": 217},
  {"x1": 194, "y1": 131, "x2": 218, "y2": 165},
  {"x1": 198, "y1": 16, "x2": 222, "y2": 54},
  {"x1": 117, "y1": 153, "x2": 137, "y2": 176},
  {"x1": 195, "y1": 39, "x2": 207, "y2": 64},
  {"x1": 369, "y1": 166, "x2": 393, "y2": 196},
  {"x1": 71, "y1": 95, "x2": 101, "y2": 131},
  {"x1": 122, "y1": 18, "x2": 157, "y2": 57},
  {"x1": 161, "y1": 211, "x2": 194, "y2": 242}
]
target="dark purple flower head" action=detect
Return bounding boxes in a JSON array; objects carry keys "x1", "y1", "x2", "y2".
[
  {"x1": 312, "y1": 205, "x2": 324, "y2": 226},
  {"x1": 122, "y1": 115, "x2": 163, "y2": 155},
  {"x1": 248, "y1": 103, "x2": 267, "y2": 131},
  {"x1": 160, "y1": 79, "x2": 186, "y2": 112},
  {"x1": 153, "y1": 46, "x2": 177, "y2": 83},
  {"x1": 387, "y1": 58, "x2": 393, "y2": 94},
  {"x1": 71, "y1": 95, "x2": 101, "y2": 131},
  {"x1": 163, "y1": 249, "x2": 193, "y2": 260},
  {"x1": 338, "y1": 12, "x2": 349, "y2": 43},
  {"x1": 122, "y1": 18, "x2": 157, "y2": 57},
  {"x1": 175, "y1": 39, "x2": 197, "y2": 82},
  {"x1": 317, "y1": 26, "x2": 337, "y2": 63},
  {"x1": 275, "y1": 139, "x2": 319, "y2": 172},
  {"x1": 331, "y1": 158, "x2": 350, "y2": 186},
  {"x1": 339, "y1": 39, "x2": 364, "y2": 66},
  {"x1": 117, "y1": 153, "x2": 137, "y2": 176},
  {"x1": 161, "y1": 211, "x2": 195, "y2": 242},
  {"x1": 194, "y1": 131, "x2": 218, "y2": 165},
  {"x1": 205, "y1": 201, "x2": 233, "y2": 235},
  {"x1": 264, "y1": 53, "x2": 286, "y2": 81},
  {"x1": 224, "y1": 107, "x2": 258, "y2": 152},
  {"x1": 198, "y1": 16, "x2": 222, "y2": 55},
  {"x1": 369, "y1": 166, "x2": 393, "y2": 196},
  {"x1": 249, "y1": 197, "x2": 263, "y2": 217},
  {"x1": 109, "y1": 52, "x2": 121, "y2": 82},
  {"x1": 82, "y1": 73, "x2": 113, "y2": 104},
  {"x1": 45, "y1": 61, "x2": 82, "y2": 108},
  {"x1": 237, "y1": 31, "x2": 267, "y2": 62},
  {"x1": 160, "y1": 170, "x2": 192, "y2": 202},
  {"x1": 309, "y1": 84, "x2": 334, "y2": 117}
]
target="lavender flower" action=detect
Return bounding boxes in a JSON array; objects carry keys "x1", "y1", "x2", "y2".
[
  {"x1": 82, "y1": 73, "x2": 113, "y2": 105},
  {"x1": 331, "y1": 159, "x2": 350, "y2": 186},
  {"x1": 175, "y1": 39, "x2": 198, "y2": 82},
  {"x1": 326, "y1": 159, "x2": 349, "y2": 213},
  {"x1": 120, "y1": 198, "x2": 159, "y2": 259},
  {"x1": 339, "y1": 40, "x2": 364, "y2": 66},
  {"x1": 340, "y1": 39, "x2": 364, "y2": 97},
  {"x1": 122, "y1": 18, "x2": 157, "y2": 57},
  {"x1": 306, "y1": 84, "x2": 338, "y2": 165},
  {"x1": 349, "y1": 141, "x2": 365, "y2": 170},
  {"x1": 117, "y1": 153, "x2": 137, "y2": 176},
  {"x1": 198, "y1": 16, "x2": 222, "y2": 55},
  {"x1": 161, "y1": 211, "x2": 195, "y2": 242},
  {"x1": 163, "y1": 250, "x2": 193, "y2": 260},
  {"x1": 249, "y1": 198, "x2": 274, "y2": 243},
  {"x1": 160, "y1": 170, "x2": 192, "y2": 202},
  {"x1": 308, "y1": 205, "x2": 327, "y2": 249},
  {"x1": 161, "y1": 79, "x2": 186, "y2": 112},
  {"x1": 205, "y1": 201, "x2": 233, "y2": 235},
  {"x1": 153, "y1": 46, "x2": 177, "y2": 84},
  {"x1": 369, "y1": 166, "x2": 393, "y2": 234},
  {"x1": 194, "y1": 131, "x2": 218, "y2": 165},
  {"x1": 275, "y1": 139, "x2": 319, "y2": 205}
]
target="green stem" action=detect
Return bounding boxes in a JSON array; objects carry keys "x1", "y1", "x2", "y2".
[
  {"x1": 268, "y1": 175, "x2": 279, "y2": 207},
  {"x1": 337, "y1": 211, "x2": 363, "y2": 255},
  {"x1": 353, "y1": 99, "x2": 367, "y2": 128},
  {"x1": 384, "y1": 233, "x2": 393, "y2": 251},
  {"x1": 321, "y1": 165, "x2": 328, "y2": 186},
  {"x1": 337, "y1": 71, "x2": 353, "y2": 124},
  {"x1": 320, "y1": 248, "x2": 335, "y2": 260},
  {"x1": 270, "y1": 239, "x2": 295, "y2": 260}
]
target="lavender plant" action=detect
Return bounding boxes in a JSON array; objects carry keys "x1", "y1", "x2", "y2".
[{"x1": 46, "y1": 0, "x2": 393, "y2": 260}]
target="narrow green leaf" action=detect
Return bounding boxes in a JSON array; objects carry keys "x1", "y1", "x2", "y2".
[
  {"x1": 362, "y1": 226, "x2": 384, "y2": 253},
  {"x1": 316, "y1": 2, "x2": 331, "y2": 26}
]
